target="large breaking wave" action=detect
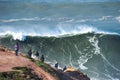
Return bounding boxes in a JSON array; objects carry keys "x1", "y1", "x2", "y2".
[
  {"x1": 0, "y1": 24, "x2": 118, "y2": 41},
  {"x1": 0, "y1": 1, "x2": 120, "y2": 80},
  {"x1": 0, "y1": 31, "x2": 120, "y2": 80}
]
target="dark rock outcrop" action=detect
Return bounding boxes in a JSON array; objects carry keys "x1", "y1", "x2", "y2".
[{"x1": 65, "y1": 71, "x2": 90, "y2": 80}]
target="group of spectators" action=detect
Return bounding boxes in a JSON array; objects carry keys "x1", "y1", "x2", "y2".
[
  {"x1": 14, "y1": 42, "x2": 44, "y2": 62},
  {"x1": 14, "y1": 42, "x2": 66, "y2": 71}
]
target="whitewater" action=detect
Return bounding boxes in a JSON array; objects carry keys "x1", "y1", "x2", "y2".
[{"x1": 0, "y1": 0, "x2": 120, "y2": 80}]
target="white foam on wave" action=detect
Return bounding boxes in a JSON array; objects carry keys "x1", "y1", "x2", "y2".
[
  {"x1": 57, "y1": 24, "x2": 96, "y2": 35},
  {"x1": 68, "y1": 47, "x2": 74, "y2": 68},
  {"x1": 115, "y1": 16, "x2": 120, "y2": 23},
  {"x1": 101, "y1": 53, "x2": 120, "y2": 72},
  {"x1": 77, "y1": 16, "x2": 112, "y2": 23},
  {"x1": 0, "y1": 24, "x2": 119, "y2": 41},
  {"x1": 88, "y1": 35, "x2": 120, "y2": 80},
  {"x1": 0, "y1": 15, "x2": 113, "y2": 23},
  {"x1": 0, "y1": 17, "x2": 40, "y2": 23},
  {"x1": 0, "y1": 17, "x2": 62, "y2": 23},
  {"x1": 76, "y1": 35, "x2": 101, "y2": 70},
  {"x1": 0, "y1": 17, "x2": 72, "y2": 23},
  {"x1": 75, "y1": 44, "x2": 90, "y2": 70},
  {"x1": 0, "y1": 31, "x2": 26, "y2": 41},
  {"x1": 65, "y1": 19, "x2": 74, "y2": 23},
  {"x1": 0, "y1": 29, "x2": 44, "y2": 41},
  {"x1": 104, "y1": 73, "x2": 119, "y2": 80},
  {"x1": 0, "y1": 25, "x2": 93, "y2": 40},
  {"x1": 58, "y1": 24, "x2": 119, "y2": 37},
  {"x1": 77, "y1": 56, "x2": 89, "y2": 70},
  {"x1": 91, "y1": 77, "x2": 109, "y2": 80},
  {"x1": 89, "y1": 36, "x2": 100, "y2": 55},
  {"x1": 98, "y1": 16, "x2": 112, "y2": 21}
]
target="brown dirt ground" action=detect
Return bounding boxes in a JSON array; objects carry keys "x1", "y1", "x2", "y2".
[{"x1": 0, "y1": 47, "x2": 56, "y2": 80}]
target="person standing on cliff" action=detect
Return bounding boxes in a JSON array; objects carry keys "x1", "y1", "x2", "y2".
[
  {"x1": 35, "y1": 51, "x2": 39, "y2": 58},
  {"x1": 63, "y1": 66, "x2": 67, "y2": 71},
  {"x1": 40, "y1": 54, "x2": 45, "y2": 62},
  {"x1": 55, "y1": 62, "x2": 59, "y2": 69},
  {"x1": 14, "y1": 42, "x2": 19, "y2": 56},
  {"x1": 27, "y1": 48, "x2": 32, "y2": 58}
]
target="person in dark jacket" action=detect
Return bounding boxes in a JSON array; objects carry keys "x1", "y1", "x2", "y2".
[
  {"x1": 35, "y1": 51, "x2": 39, "y2": 58},
  {"x1": 55, "y1": 62, "x2": 59, "y2": 69},
  {"x1": 40, "y1": 54, "x2": 44, "y2": 62},
  {"x1": 27, "y1": 49, "x2": 32, "y2": 58},
  {"x1": 63, "y1": 66, "x2": 67, "y2": 71}
]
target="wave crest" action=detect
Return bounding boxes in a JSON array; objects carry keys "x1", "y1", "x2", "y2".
[
  {"x1": 116, "y1": 16, "x2": 120, "y2": 23},
  {"x1": 0, "y1": 17, "x2": 40, "y2": 23},
  {"x1": 0, "y1": 16, "x2": 113, "y2": 23},
  {"x1": 0, "y1": 24, "x2": 118, "y2": 41}
]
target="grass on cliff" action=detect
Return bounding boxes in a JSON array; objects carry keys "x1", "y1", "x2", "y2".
[
  {"x1": 0, "y1": 67, "x2": 43, "y2": 80},
  {"x1": 25, "y1": 55, "x2": 57, "y2": 76},
  {"x1": 26, "y1": 56, "x2": 59, "y2": 80},
  {"x1": 35, "y1": 60, "x2": 58, "y2": 78}
]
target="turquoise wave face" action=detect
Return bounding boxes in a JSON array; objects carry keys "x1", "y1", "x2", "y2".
[{"x1": 0, "y1": 33, "x2": 120, "y2": 80}]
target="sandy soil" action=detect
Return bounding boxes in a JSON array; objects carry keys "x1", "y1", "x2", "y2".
[{"x1": 0, "y1": 47, "x2": 56, "y2": 80}]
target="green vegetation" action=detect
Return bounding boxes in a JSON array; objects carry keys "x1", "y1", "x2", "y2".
[
  {"x1": 23, "y1": 55, "x2": 60, "y2": 80},
  {"x1": 34, "y1": 60, "x2": 59, "y2": 79},
  {"x1": 0, "y1": 47, "x2": 5, "y2": 52},
  {"x1": 24, "y1": 54, "x2": 64, "y2": 80},
  {"x1": 24, "y1": 54, "x2": 55, "y2": 76},
  {"x1": 0, "y1": 67, "x2": 42, "y2": 80}
]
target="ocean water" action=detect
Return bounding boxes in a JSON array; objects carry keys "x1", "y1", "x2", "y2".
[{"x1": 0, "y1": 0, "x2": 120, "y2": 80}]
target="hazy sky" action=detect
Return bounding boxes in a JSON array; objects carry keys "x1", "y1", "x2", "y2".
[{"x1": 0, "y1": 0, "x2": 120, "y2": 3}]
